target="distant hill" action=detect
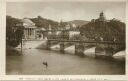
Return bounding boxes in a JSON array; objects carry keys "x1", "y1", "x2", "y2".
[
  {"x1": 30, "y1": 16, "x2": 59, "y2": 29},
  {"x1": 68, "y1": 20, "x2": 89, "y2": 27}
]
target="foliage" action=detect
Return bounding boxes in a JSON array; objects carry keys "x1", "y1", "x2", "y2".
[
  {"x1": 80, "y1": 19, "x2": 125, "y2": 42},
  {"x1": 6, "y1": 15, "x2": 24, "y2": 47},
  {"x1": 30, "y1": 16, "x2": 59, "y2": 29}
]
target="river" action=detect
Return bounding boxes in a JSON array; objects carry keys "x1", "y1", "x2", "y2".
[{"x1": 6, "y1": 49, "x2": 125, "y2": 75}]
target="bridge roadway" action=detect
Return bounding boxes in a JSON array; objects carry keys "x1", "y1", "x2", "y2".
[
  {"x1": 45, "y1": 29, "x2": 79, "y2": 31},
  {"x1": 22, "y1": 39, "x2": 124, "y2": 45},
  {"x1": 48, "y1": 39, "x2": 124, "y2": 45}
]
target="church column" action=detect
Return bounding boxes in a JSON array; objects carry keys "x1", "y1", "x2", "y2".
[
  {"x1": 32, "y1": 28, "x2": 34, "y2": 39},
  {"x1": 29, "y1": 28, "x2": 31, "y2": 38},
  {"x1": 26, "y1": 28, "x2": 28, "y2": 39},
  {"x1": 24, "y1": 29, "x2": 26, "y2": 39},
  {"x1": 28, "y1": 28, "x2": 29, "y2": 38},
  {"x1": 29, "y1": 28, "x2": 31, "y2": 37},
  {"x1": 34, "y1": 28, "x2": 36, "y2": 39},
  {"x1": 32, "y1": 28, "x2": 34, "y2": 36},
  {"x1": 30, "y1": 28, "x2": 32, "y2": 38}
]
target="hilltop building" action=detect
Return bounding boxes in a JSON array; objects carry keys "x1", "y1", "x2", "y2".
[
  {"x1": 99, "y1": 11, "x2": 106, "y2": 21},
  {"x1": 82, "y1": 11, "x2": 125, "y2": 42}
]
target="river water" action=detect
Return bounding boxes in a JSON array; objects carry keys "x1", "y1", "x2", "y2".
[{"x1": 6, "y1": 49, "x2": 125, "y2": 75}]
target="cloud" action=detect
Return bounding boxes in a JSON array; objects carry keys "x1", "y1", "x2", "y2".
[{"x1": 7, "y1": 2, "x2": 125, "y2": 22}]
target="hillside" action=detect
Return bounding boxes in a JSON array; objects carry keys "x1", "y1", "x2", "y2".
[
  {"x1": 80, "y1": 19, "x2": 125, "y2": 42},
  {"x1": 68, "y1": 20, "x2": 89, "y2": 27},
  {"x1": 30, "y1": 16, "x2": 59, "y2": 29}
]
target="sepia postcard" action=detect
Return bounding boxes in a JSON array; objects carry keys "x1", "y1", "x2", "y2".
[{"x1": 0, "y1": 0, "x2": 128, "y2": 80}]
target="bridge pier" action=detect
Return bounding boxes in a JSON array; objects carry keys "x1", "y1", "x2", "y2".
[
  {"x1": 46, "y1": 40, "x2": 51, "y2": 50},
  {"x1": 95, "y1": 44, "x2": 113, "y2": 58},
  {"x1": 75, "y1": 43, "x2": 85, "y2": 56},
  {"x1": 104, "y1": 47, "x2": 113, "y2": 56},
  {"x1": 60, "y1": 42, "x2": 65, "y2": 53}
]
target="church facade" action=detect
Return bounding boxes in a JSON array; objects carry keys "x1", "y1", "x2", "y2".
[{"x1": 21, "y1": 18, "x2": 37, "y2": 39}]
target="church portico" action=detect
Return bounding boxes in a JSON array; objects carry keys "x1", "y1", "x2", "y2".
[
  {"x1": 21, "y1": 18, "x2": 37, "y2": 39},
  {"x1": 24, "y1": 27, "x2": 36, "y2": 39}
]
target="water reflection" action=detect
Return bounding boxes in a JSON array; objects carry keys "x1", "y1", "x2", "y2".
[{"x1": 6, "y1": 49, "x2": 125, "y2": 75}]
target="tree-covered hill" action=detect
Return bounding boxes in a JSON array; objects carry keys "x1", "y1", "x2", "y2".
[
  {"x1": 68, "y1": 20, "x2": 89, "y2": 27},
  {"x1": 30, "y1": 16, "x2": 90, "y2": 30},
  {"x1": 80, "y1": 19, "x2": 125, "y2": 42},
  {"x1": 30, "y1": 16, "x2": 59, "y2": 29}
]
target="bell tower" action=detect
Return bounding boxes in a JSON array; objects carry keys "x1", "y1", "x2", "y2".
[{"x1": 99, "y1": 11, "x2": 106, "y2": 21}]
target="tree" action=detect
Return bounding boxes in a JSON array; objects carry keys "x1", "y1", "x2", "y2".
[
  {"x1": 80, "y1": 19, "x2": 125, "y2": 42},
  {"x1": 6, "y1": 15, "x2": 24, "y2": 47},
  {"x1": 30, "y1": 16, "x2": 59, "y2": 29},
  {"x1": 80, "y1": 18, "x2": 126, "y2": 52}
]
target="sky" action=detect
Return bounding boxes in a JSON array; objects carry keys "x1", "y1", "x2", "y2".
[{"x1": 6, "y1": 1, "x2": 126, "y2": 22}]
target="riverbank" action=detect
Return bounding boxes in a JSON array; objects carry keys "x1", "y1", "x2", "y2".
[
  {"x1": 12, "y1": 40, "x2": 125, "y2": 61},
  {"x1": 6, "y1": 41, "x2": 125, "y2": 75},
  {"x1": 6, "y1": 45, "x2": 22, "y2": 56},
  {"x1": 113, "y1": 51, "x2": 125, "y2": 61}
]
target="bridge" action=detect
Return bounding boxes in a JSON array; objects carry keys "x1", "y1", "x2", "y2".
[
  {"x1": 22, "y1": 27, "x2": 125, "y2": 57},
  {"x1": 48, "y1": 39, "x2": 124, "y2": 44},
  {"x1": 45, "y1": 28, "x2": 125, "y2": 57}
]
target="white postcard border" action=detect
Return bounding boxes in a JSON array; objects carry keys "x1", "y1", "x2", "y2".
[{"x1": 0, "y1": 0, "x2": 128, "y2": 80}]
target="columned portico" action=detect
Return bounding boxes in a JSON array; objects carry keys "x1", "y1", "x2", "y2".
[
  {"x1": 22, "y1": 18, "x2": 37, "y2": 39},
  {"x1": 24, "y1": 28, "x2": 36, "y2": 39}
]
